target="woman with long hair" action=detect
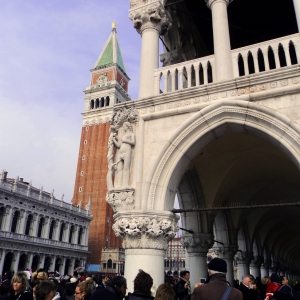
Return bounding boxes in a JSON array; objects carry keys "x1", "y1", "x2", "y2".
[{"x1": 10, "y1": 272, "x2": 33, "y2": 300}]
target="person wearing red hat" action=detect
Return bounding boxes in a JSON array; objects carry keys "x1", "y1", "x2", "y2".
[{"x1": 191, "y1": 258, "x2": 242, "y2": 300}]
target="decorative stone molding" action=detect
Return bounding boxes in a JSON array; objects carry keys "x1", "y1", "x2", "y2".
[
  {"x1": 106, "y1": 189, "x2": 135, "y2": 212},
  {"x1": 112, "y1": 212, "x2": 179, "y2": 250},
  {"x1": 129, "y1": 1, "x2": 171, "y2": 35},
  {"x1": 205, "y1": 0, "x2": 233, "y2": 9},
  {"x1": 181, "y1": 233, "x2": 214, "y2": 254}
]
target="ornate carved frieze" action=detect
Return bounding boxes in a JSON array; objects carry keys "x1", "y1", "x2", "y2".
[
  {"x1": 234, "y1": 250, "x2": 253, "y2": 264},
  {"x1": 181, "y1": 233, "x2": 214, "y2": 253},
  {"x1": 210, "y1": 245, "x2": 238, "y2": 259},
  {"x1": 129, "y1": 1, "x2": 171, "y2": 35},
  {"x1": 106, "y1": 189, "x2": 135, "y2": 212},
  {"x1": 112, "y1": 213, "x2": 179, "y2": 250}
]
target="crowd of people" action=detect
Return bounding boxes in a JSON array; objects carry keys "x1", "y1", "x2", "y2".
[{"x1": 0, "y1": 259, "x2": 299, "y2": 300}]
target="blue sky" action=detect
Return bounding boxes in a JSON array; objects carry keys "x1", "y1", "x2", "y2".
[{"x1": 0, "y1": 1, "x2": 142, "y2": 201}]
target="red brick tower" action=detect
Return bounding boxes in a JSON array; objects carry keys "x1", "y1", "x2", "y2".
[{"x1": 73, "y1": 23, "x2": 131, "y2": 265}]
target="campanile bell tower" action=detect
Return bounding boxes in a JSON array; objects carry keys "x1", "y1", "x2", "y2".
[{"x1": 73, "y1": 23, "x2": 131, "y2": 265}]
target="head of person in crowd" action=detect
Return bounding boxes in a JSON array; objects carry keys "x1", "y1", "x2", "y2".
[
  {"x1": 102, "y1": 275, "x2": 110, "y2": 286},
  {"x1": 155, "y1": 283, "x2": 176, "y2": 300},
  {"x1": 74, "y1": 281, "x2": 92, "y2": 300},
  {"x1": 35, "y1": 281, "x2": 56, "y2": 300},
  {"x1": 133, "y1": 269, "x2": 153, "y2": 297},
  {"x1": 241, "y1": 275, "x2": 252, "y2": 288},
  {"x1": 108, "y1": 276, "x2": 127, "y2": 299},
  {"x1": 180, "y1": 270, "x2": 190, "y2": 282},
  {"x1": 32, "y1": 272, "x2": 48, "y2": 284},
  {"x1": 11, "y1": 272, "x2": 30, "y2": 295},
  {"x1": 207, "y1": 257, "x2": 227, "y2": 277},
  {"x1": 262, "y1": 276, "x2": 271, "y2": 285},
  {"x1": 270, "y1": 273, "x2": 281, "y2": 283},
  {"x1": 282, "y1": 276, "x2": 289, "y2": 286}
]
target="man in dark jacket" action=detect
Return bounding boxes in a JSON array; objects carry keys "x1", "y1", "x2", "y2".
[
  {"x1": 176, "y1": 271, "x2": 191, "y2": 300},
  {"x1": 89, "y1": 276, "x2": 126, "y2": 300},
  {"x1": 192, "y1": 258, "x2": 242, "y2": 300}
]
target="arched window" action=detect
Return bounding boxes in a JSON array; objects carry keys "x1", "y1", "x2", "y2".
[
  {"x1": 95, "y1": 99, "x2": 99, "y2": 108},
  {"x1": 207, "y1": 61, "x2": 213, "y2": 83},
  {"x1": 0, "y1": 207, "x2": 5, "y2": 230},
  {"x1": 49, "y1": 220, "x2": 55, "y2": 240},
  {"x1": 106, "y1": 96, "x2": 110, "y2": 107},
  {"x1": 278, "y1": 44, "x2": 287, "y2": 67},
  {"x1": 37, "y1": 217, "x2": 44, "y2": 238},
  {"x1": 101, "y1": 97, "x2": 105, "y2": 108},
  {"x1": 199, "y1": 64, "x2": 204, "y2": 85},
  {"x1": 238, "y1": 54, "x2": 245, "y2": 76},
  {"x1": 78, "y1": 227, "x2": 83, "y2": 244},
  {"x1": 268, "y1": 47, "x2": 276, "y2": 70},
  {"x1": 90, "y1": 100, "x2": 94, "y2": 110},
  {"x1": 25, "y1": 214, "x2": 33, "y2": 236},
  {"x1": 289, "y1": 41, "x2": 298, "y2": 65},
  {"x1": 247, "y1": 52, "x2": 255, "y2": 74},
  {"x1": 59, "y1": 223, "x2": 65, "y2": 241},
  {"x1": 69, "y1": 225, "x2": 74, "y2": 243},
  {"x1": 257, "y1": 49, "x2": 265, "y2": 72},
  {"x1": 107, "y1": 259, "x2": 112, "y2": 269},
  {"x1": 11, "y1": 210, "x2": 20, "y2": 233}
]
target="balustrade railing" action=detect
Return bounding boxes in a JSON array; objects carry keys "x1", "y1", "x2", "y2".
[
  {"x1": 0, "y1": 230, "x2": 88, "y2": 251},
  {"x1": 155, "y1": 33, "x2": 300, "y2": 95}
]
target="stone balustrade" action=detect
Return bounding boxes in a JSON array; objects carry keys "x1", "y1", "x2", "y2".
[
  {"x1": 155, "y1": 33, "x2": 300, "y2": 95},
  {"x1": 0, "y1": 230, "x2": 88, "y2": 251}
]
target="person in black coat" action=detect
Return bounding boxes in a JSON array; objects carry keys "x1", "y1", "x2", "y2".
[
  {"x1": 9, "y1": 272, "x2": 33, "y2": 300},
  {"x1": 89, "y1": 276, "x2": 126, "y2": 300}
]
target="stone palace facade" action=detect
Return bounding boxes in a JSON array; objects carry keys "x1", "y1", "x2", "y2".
[
  {"x1": 73, "y1": 0, "x2": 300, "y2": 292},
  {"x1": 0, "y1": 171, "x2": 92, "y2": 275}
]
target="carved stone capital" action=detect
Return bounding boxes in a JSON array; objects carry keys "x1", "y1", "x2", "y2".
[
  {"x1": 210, "y1": 245, "x2": 238, "y2": 260},
  {"x1": 106, "y1": 189, "x2": 135, "y2": 212},
  {"x1": 261, "y1": 259, "x2": 271, "y2": 269},
  {"x1": 112, "y1": 211, "x2": 179, "y2": 250},
  {"x1": 235, "y1": 250, "x2": 253, "y2": 264},
  {"x1": 250, "y1": 255, "x2": 263, "y2": 268},
  {"x1": 181, "y1": 233, "x2": 214, "y2": 254},
  {"x1": 205, "y1": 0, "x2": 233, "y2": 9},
  {"x1": 129, "y1": 1, "x2": 171, "y2": 35},
  {"x1": 160, "y1": 49, "x2": 180, "y2": 67}
]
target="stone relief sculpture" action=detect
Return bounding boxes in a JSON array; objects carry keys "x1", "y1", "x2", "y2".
[
  {"x1": 112, "y1": 122, "x2": 135, "y2": 189},
  {"x1": 106, "y1": 107, "x2": 138, "y2": 212}
]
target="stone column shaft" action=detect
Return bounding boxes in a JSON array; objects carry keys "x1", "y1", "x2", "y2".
[
  {"x1": 207, "y1": 0, "x2": 233, "y2": 81},
  {"x1": 18, "y1": 211, "x2": 27, "y2": 235},
  {"x1": 293, "y1": 0, "x2": 300, "y2": 32},
  {"x1": 0, "y1": 250, "x2": 6, "y2": 274},
  {"x1": 11, "y1": 251, "x2": 21, "y2": 272}
]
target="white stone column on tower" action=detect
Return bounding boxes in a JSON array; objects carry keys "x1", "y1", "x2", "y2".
[
  {"x1": 3, "y1": 206, "x2": 13, "y2": 231},
  {"x1": 63, "y1": 223, "x2": 70, "y2": 243},
  {"x1": 211, "y1": 245, "x2": 237, "y2": 286},
  {"x1": 129, "y1": 0, "x2": 172, "y2": 99},
  {"x1": 182, "y1": 233, "x2": 214, "y2": 289},
  {"x1": 69, "y1": 258, "x2": 75, "y2": 275},
  {"x1": 293, "y1": 0, "x2": 300, "y2": 32},
  {"x1": 42, "y1": 217, "x2": 50, "y2": 239},
  {"x1": 206, "y1": 0, "x2": 234, "y2": 82},
  {"x1": 112, "y1": 211, "x2": 179, "y2": 293},
  {"x1": 54, "y1": 220, "x2": 61, "y2": 241},
  {"x1": 59, "y1": 257, "x2": 66, "y2": 275},
  {"x1": 11, "y1": 251, "x2": 21, "y2": 272},
  {"x1": 26, "y1": 253, "x2": 34, "y2": 270},
  {"x1": 250, "y1": 256, "x2": 263, "y2": 279},
  {"x1": 0, "y1": 250, "x2": 6, "y2": 274},
  {"x1": 18, "y1": 210, "x2": 27, "y2": 235},
  {"x1": 31, "y1": 214, "x2": 39, "y2": 236},
  {"x1": 235, "y1": 251, "x2": 252, "y2": 281},
  {"x1": 72, "y1": 225, "x2": 79, "y2": 244}
]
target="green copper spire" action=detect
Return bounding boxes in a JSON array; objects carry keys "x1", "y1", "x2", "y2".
[{"x1": 94, "y1": 23, "x2": 126, "y2": 72}]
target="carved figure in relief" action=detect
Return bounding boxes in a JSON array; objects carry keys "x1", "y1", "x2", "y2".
[
  {"x1": 107, "y1": 126, "x2": 117, "y2": 191},
  {"x1": 112, "y1": 122, "x2": 136, "y2": 188}
]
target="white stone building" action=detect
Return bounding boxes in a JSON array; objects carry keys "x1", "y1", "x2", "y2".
[
  {"x1": 0, "y1": 171, "x2": 92, "y2": 275},
  {"x1": 100, "y1": 247, "x2": 125, "y2": 274},
  {"x1": 74, "y1": 0, "x2": 300, "y2": 292}
]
